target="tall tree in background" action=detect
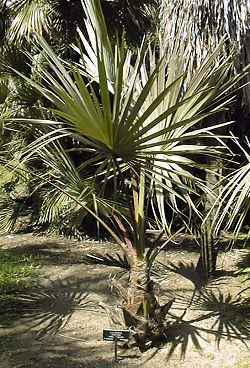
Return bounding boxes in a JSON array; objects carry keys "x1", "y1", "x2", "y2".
[
  {"x1": 158, "y1": 0, "x2": 250, "y2": 273},
  {"x1": 159, "y1": 1, "x2": 250, "y2": 135},
  {"x1": 160, "y1": 1, "x2": 249, "y2": 62}
]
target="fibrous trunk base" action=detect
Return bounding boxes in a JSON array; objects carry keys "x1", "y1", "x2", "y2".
[{"x1": 121, "y1": 256, "x2": 174, "y2": 351}]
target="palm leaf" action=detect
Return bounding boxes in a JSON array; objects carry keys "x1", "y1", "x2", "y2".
[
  {"x1": 209, "y1": 135, "x2": 250, "y2": 237},
  {"x1": 10, "y1": 0, "x2": 250, "y2": 247},
  {"x1": 8, "y1": 0, "x2": 54, "y2": 43},
  {"x1": 81, "y1": 252, "x2": 130, "y2": 269}
]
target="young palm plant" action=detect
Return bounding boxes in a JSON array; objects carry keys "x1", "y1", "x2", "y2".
[{"x1": 10, "y1": 0, "x2": 249, "y2": 349}]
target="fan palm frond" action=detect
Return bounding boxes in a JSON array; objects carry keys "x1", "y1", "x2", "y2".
[
  {"x1": 9, "y1": 0, "x2": 250, "y2": 250},
  {"x1": 0, "y1": 0, "x2": 10, "y2": 42},
  {"x1": 0, "y1": 43, "x2": 30, "y2": 75},
  {"x1": 82, "y1": 252, "x2": 130, "y2": 269},
  {"x1": 19, "y1": 36, "x2": 244, "y2": 192},
  {"x1": 31, "y1": 140, "x2": 95, "y2": 224},
  {"x1": 0, "y1": 193, "x2": 17, "y2": 234},
  {"x1": 0, "y1": 158, "x2": 31, "y2": 234},
  {"x1": 209, "y1": 136, "x2": 250, "y2": 237},
  {"x1": 8, "y1": 0, "x2": 55, "y2": 43}
]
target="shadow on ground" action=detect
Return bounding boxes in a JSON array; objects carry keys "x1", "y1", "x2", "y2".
[
  {"x1": 0, "y1": 235, "x2": 249, "y2": 367},
  {"x1": 0, "y1": 275, "x2": 114, "y2": 335},
  {"x1": 0, "y1": 241, "x2": 84, "y2": 265},
  {"x1": 0, "y1": 333, "x2": 113, "y2": 368}
]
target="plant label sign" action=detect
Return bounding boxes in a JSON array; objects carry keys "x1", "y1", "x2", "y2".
[{"x1": 103, "y1": 329, "x2": 130, "y2": 342}]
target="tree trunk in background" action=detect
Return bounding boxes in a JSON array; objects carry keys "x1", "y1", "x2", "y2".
[
  {"x1": 199, "y1": 221, "x2": 217, "y2": 279},
  {"x1": 198, "y1": 114, "x2": 224, "y2": 278},
  {"x1": 240, "y1": 35, "x2": 250, "y2": 113},
  {"x1": 202, "y1": 158, "x2": 222, "y2": 276}
]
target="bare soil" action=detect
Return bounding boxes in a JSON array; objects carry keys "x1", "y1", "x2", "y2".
[{"x1": 0, "y1": 234, "x2": 249, "y2": 368}]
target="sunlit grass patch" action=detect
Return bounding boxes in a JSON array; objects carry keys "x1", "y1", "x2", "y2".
[{"x1": 0, "y1": 250, "x2": 39, "y2": 296}]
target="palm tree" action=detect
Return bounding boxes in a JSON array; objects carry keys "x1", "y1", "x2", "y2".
[
  {"x1": 5, "y1": 0, "x2": 76, "y2": 46},
  {"x1": 159, "y1": 0, "x2": 250, "y2": 273},
  {"x1": 7, "y1": 0, "x2": 249, "y2": 347},
  {"x1": 160, "y1": 1, "x2": 250, "y2": 64}
]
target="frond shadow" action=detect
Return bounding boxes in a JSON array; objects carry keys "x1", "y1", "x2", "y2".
[
  {"x1": 1, "y1": 277, "x2": 97, "y2": 339},
  {"x1": 168, "y1": 261, "x2": 206, "y2": 289},
  {"x1": 164, "y1": 319, "x2": 206, "y2": 359},
  {"x1": 236, "y1": 251, "x2": 250, "y2": 274},
  {"x1": 159, "y1": 261, "x2": 228, "y2": 290},
  {"x1": 137, "y1": 310, "x2": 211, "y2": 361},
  {"x1": 140, "y1": 287, "x2": 250, "y2": 360},
  {"x1": 190, "y1": 289, "x2": 250, "y2": 348}
]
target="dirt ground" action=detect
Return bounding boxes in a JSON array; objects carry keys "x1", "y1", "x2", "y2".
[{"x1": 0, "y1": 234, "x2": 249, "y2": 368}]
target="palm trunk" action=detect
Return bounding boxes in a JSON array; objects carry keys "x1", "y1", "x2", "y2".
[
  {"x1": 202, "y1": 157, "x2": 222, "y2": 276},
  {"x1": 126, "y1": 255, "x2": 153, "y2": 317},
  {"x1": 198, "y1": 222, "x2": 217, "y2": 279},
  {"x1": 122, "y1": 252, "x2": 174, "y2": 351},
  {"x1": 198, "y1": 114, "x2": 224, "y2": 277},
  {"x1": 121, "y1": 169, "x2": 170, "y2": 349},
  {"x1": 124, "y1": 171, "x2": 154, "y2": 317}
]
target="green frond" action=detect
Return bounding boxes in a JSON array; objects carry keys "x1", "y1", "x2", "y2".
[
  {"x1": 0, "y1": 193, "x2": 17, "y2": 234},
  {"x1": 209, "y1": 136, "x2": 250, "y2": 237},
  {"x1": 9, "y1": 0, "x2": 250, "y2": 245}
]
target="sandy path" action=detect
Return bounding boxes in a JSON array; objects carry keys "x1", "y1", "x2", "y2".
[{"x1": 0, "y1": 234, "x2": 249, "y2": 368}]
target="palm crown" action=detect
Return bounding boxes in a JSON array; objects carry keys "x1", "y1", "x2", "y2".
[{"x1": 14, "y1": 0, "x2": 249, "y2": 234}]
